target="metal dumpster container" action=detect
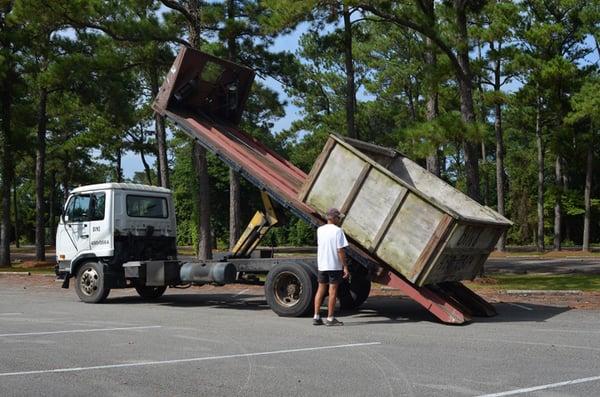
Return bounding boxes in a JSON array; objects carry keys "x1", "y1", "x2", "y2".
[{"x1": 299, "y1": 135, "x2": 512, "y2": 286}]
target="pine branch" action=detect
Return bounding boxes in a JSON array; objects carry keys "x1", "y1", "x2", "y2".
[{"x1": 357, "y1": 4, "x2": 464, "y2": 80}]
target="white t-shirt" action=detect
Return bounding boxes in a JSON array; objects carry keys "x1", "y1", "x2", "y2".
[{"x1": 317, "y1": 224, "x2": 349, "y2": 271}]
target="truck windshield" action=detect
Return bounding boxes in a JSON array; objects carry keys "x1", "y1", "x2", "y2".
[
  {"x1": 64, "y1": 192, "x2": 105, "y2": 222},
  {"x1": 126, "y1": 195, "x2": 168, "y2": 218},
  {"x1": 65, "y1": 195, "x2": 90, "y2": 222}
]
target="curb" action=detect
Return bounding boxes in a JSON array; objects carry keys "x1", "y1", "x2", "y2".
[
  {"x1": 0, "y1": 272, "x2": 55, "y2": 277},
  {"x1": 502, "y1": 289, "x2": 583, "y2": 295},
  {"x1": 0, "y1": 271, "x2": 31, "y2": 276}
]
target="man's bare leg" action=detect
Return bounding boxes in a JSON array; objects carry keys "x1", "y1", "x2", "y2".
[
  {"x1": 314, "y1": 282, "x2": 328, "y2": 318},
  {"x1": 327, "y1": 282, "x2": 339, "y2": 319}
]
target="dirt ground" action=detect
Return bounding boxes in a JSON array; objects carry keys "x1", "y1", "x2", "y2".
[{"x1": 3, "y1": 273, "x2": 600, "y2": 311}]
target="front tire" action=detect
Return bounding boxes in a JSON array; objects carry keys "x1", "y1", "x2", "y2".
[
  {"x1": 135, "y1": 286, "x2": 167, "y2": 300},
  {"x1": 75, "y1": 262, "x2": 110, "y2": 303},
  {"x1": 265, "y1": 264, "x2": 316, "y2": 317}
]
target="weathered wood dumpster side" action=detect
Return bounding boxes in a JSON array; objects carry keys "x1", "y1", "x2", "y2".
[{"x1": 299, "y1": 135, "x2": 512, "y2": 286}]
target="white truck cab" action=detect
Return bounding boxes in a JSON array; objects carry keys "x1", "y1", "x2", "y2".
[{"x1": 56, "y1": 183, "x2": 178, "y2": 302}]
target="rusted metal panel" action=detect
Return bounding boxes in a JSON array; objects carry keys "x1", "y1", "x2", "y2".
[{"x1": 152, "y1": 46, "x2": 254, "y2": 125}]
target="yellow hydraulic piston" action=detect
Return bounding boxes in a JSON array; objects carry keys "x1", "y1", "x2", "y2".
[{"x1": 231, "y1": 191, "x2": 280, "y2": 258}]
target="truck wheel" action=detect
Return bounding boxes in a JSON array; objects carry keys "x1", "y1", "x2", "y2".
[
  {"x1": 135, "y1": 286, "x2": 167, "y2": 300},
  {"x1": 339, "y1": 270, "x2": 371, "y2": 310},
  {"x1": 265, "y1": 264, "x2": 316, "y2": 317},
  {"x1": 75, "y1": 262, "x2": 110, "y2": 303}
]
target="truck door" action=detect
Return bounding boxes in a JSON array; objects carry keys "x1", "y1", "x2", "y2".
[
  {"x1": 63, "y1": 194, "x2": 92, "y2": 255},
  {"x1": 88, "y1": 192, "x2": 111, "y2": 252}
]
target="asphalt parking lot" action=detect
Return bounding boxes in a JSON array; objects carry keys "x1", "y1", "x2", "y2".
[{"x1": 1, "y1": 277, "x2": 599, "y2": 397}]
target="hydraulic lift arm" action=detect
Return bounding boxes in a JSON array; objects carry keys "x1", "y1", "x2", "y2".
[{"x1": 230, "y1": 191, "x2": 280, "y2": 258}]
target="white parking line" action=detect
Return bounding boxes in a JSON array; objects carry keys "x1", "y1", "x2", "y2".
[
  {"x1": 0, "y1": 342, "x2": 381, "y2": 377},
  {"x1": 476, "y1": 375, "x2": 600, "y2": 396},
  {"x1": 472, "y1": 337, "x2": 600, "y2": 352},
  {"x1": 0, "y1": 313, "x2": 22, "y2": 316},
  {"x1": 0, "y1": 325, "x2": 161, "y2": 338},
  {"x1": 506, "y1": 303, "x2": 533, "y2": 311}
]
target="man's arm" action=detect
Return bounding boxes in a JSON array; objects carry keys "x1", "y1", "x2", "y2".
[{"x1": 338, "y1": 248, "x2": 349, "y2": 279}]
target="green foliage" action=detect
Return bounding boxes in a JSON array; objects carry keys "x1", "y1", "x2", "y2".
[
  {"x1": 2, "y1": 0, "x2": 600, "y2": 252},
  {"x1": 170, "y1": 132, "x2": 196, "y2": 247}
]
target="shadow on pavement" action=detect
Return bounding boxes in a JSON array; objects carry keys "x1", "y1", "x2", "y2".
[
  {"x1": 105, "y1": 293, "x2": 271, "y2": 311},
  {"x1": 344, "y1": 295, "x2": 571, "y2": 325},
  {"x1": 103, "y1": 292, "x2": 571, "y2": 325}
]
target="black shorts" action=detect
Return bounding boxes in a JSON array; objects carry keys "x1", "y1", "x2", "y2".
[{"x1": 318, "y1": 270, "x2": 343, "y2": 284}]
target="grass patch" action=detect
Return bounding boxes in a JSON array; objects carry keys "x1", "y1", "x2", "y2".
[
  {"x1": 0, "y1": 265, "x2": 54, "y2": 274},
  {"x1": 467, "y1": 273, "x2": 600, "y2": 291},
  {"x1": 489, "y1": 250, "x2": 600, "y2": 258}
]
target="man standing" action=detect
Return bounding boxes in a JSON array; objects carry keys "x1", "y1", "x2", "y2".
[{"x1": 313, "y1": 208, "x2": 349, "y2": 326}]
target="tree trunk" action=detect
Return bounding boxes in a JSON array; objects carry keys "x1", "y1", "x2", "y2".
[
  {"x1": 155, "y1": 114, "x2": 169, "y2": 188},
  {"x1": 343, "y1": 4, "x2": 357, "y2": 139},
  {"x1": 62, "y1": 157, "x2": 70, "y2": 203},
  {"x1": 425, "y1": 37, "x2": 440, "y2": 176},
  {"x1": 458, "y1": 75, "x2": 481, "y2": 203},
  {"x1": 536, "y1": 99, "x2": 544, "y2": 252},
  {"x1": 494, "y1": 56, "x2": 506, "y2": 251},
  {"x1": 455, "y1": 4, "x2": 481, "y2": 203},
  {"x1": 13, "y1": 177, "x2": 19, "y2": 249},
  {"x1": 422, "y1": 3, "x2": 440, "y2": 177},
  {"x1": 226, "y1": 0, "x2": 241, "y2": 250},
  {"x1": 226, "y1": 0, "x2": 241, "y2": 248},
  {"x1": 48, "y1": 171, "x2": 56, "y2": 246},
  {"x1": 477, "y1": 39, "x2": 488, "y2": 206},
  {"x1": 582, "y1": 146, "x2": 593, "y2": 251},
  {"x1": 494, "y1": 101, "x2": 506, "y2": 251},
  {"x1": 115, "y1": 146, "x2": 123, "y2": 183},
  {"x1": 193, "y1": 142, "x2": 212, "y2": 259},
  {"x1": 140, "y1": 147, "x2": 153, "y2": 185},
  {"x1": 229, "y1": 168, "x2": 241, "y2": 250},
  {"x1": 0, "y1": 76, "x2": 13, "y2": 267},
  {"x1": 184, "y1": 4, "x2": 212, "y2": 260},
  {"x1": 35, "y1": 87, "x2": 48, "y2": 261},
  {"x1": 156, "y1": 157, "x2": 162, "y2": 187},
  {"x1": 406, "y1": 85, "x2": 417, "y2": 122},
  {"x1": 150, "y1": 68, "x2": 170, "y2": 189},
  {"x1": 480, "y1": 141, "x2": 488, "y2": 206},
  {"x1": 553, "y1": 155, "x2": 562, "y2": 251}
]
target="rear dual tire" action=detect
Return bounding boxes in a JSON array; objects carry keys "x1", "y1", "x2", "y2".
[
  {"x1": 265, "y1": 263, "x2": 371, "y2": 316},
  {"x1": 265, "y1": 264, "x2": 317, "y2": 317}
]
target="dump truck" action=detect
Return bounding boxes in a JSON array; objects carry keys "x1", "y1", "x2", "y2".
[{"x1": 56, "y1": 46, "x2": 511, "y2": 324}]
